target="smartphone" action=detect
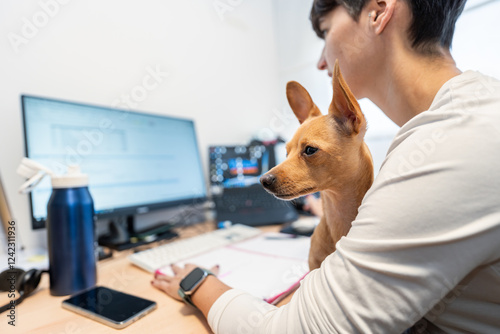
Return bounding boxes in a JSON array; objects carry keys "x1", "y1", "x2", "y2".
[{"x1": 62, "y1": 286, "x2": 157, "y2": 329}]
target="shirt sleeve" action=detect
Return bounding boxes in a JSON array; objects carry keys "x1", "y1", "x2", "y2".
[{"x1": 208, "y1": 108, "x2": 500, "y2": 333}]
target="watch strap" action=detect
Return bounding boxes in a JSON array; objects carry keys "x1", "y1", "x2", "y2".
[
  {"x1": 178, "y1": 288, "x2": 196, "y2": 307},
  {"x1": 178, "y1": 268, "x2": 214, "y2": 308}
]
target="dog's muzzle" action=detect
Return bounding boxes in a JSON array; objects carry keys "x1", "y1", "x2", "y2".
[{"x1": 260, "y1": 173, "x2": 277, "y2": 192}]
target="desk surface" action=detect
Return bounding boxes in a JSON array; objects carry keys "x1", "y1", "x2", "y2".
[{"x1": 0, "y1": 223, "x2": 292, "y2": 333}]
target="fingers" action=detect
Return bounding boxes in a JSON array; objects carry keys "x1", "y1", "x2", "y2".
[
  {"x1": 171, "y1": 263, "x2": 197, "y2": 275},
  {"x1": 179, "y1": 263, "x2": 220, "y2": 275},
  {"x1": 151, "y1": 277, "x2": 182, "y2": 301},
  {"x1": 151, "y1": 277, "x2": 168, "y2": 290},
  {"x1": 154, "y1": 273, "x2": 172, "y2": 282},
  {"x1": 171, "y1": 264, "x2": 182, "y2": 275},
  {"x1": 154, "y1": 263, "x2": 220, "y2": 282}
]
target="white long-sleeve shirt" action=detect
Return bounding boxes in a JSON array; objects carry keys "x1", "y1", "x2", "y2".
[{"x1": 207, "y1": 70, "x2": 500, "y2": 334}]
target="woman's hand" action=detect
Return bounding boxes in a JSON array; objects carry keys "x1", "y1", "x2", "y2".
[{"x1": 151, "y1": 264, "x2": 220, "y2": 301}]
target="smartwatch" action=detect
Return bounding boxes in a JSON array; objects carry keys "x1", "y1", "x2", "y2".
[{"x1": 178, "y1": 267, "x2": 214, "y2": 308}]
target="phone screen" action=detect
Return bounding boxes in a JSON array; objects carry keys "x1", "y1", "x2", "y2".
[{"x1": 62, "y1": 286, "x2": 157, "y2": 328}]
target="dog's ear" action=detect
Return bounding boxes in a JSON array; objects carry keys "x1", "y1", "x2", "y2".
[
  {"x1": 286, "y1": 81, "x2": 322, "y2": 124},
  {"x1": 328, "y1": 60, "x2": 366, "y2": 136}
]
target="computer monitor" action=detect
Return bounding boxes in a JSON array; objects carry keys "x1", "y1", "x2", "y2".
[{"x1": 21, "y1": 95, "x2": 207, "y2": 235}]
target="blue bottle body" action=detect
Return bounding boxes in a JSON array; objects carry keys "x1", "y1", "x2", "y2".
[{"x1": 47, "y1": 186, "x2": 96, "y2": 296}]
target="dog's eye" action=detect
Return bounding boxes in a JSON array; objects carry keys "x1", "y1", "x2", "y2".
[{"x1": 304, "y1": 146, "x2": 318, "y2": 156}]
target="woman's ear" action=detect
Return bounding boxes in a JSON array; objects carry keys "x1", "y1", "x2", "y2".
[{"x1": 369, "y1": 0, "x2": 396, "y2": 35}]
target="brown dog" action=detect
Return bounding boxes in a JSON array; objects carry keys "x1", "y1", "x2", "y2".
[{"x1": 260, "y1": 60, "x2": 374, "y2": 270}]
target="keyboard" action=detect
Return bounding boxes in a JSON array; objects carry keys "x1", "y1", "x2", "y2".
[
  {"x1": 128, "y1": 224, "x2": 262, "y2": 272},
  {"x1": 213, "y1": 185, "x2": 298, "y2": 226},
  {"x1": 214, "y1": 189, "x2": 290, "y2": 212}
]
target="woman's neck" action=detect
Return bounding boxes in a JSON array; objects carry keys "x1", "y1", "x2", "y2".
[{"x1": 369, "y1": 49, "x2": 462, "y2": 127}]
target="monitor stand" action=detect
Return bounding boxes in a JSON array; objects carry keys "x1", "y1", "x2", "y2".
[{"x1": 98, "y1": 215, "x2": 178, "y2": 251}]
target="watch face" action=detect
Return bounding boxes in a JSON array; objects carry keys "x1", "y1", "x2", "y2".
[{"x1": 180, "y1": 268, "x2": 206, "y2": 292}]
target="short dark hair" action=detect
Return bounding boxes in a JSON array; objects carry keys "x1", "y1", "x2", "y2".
[{"x1": 310, "y1": 0, "x2": 466, "y2": 55}]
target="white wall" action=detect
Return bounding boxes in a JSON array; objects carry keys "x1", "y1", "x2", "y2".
[
  {"x1": 453, "y1": 0, "x2": 500, "y2": 78},
  {"x1": 0, "y1": 0, "x2": 282, "y2": 251}
]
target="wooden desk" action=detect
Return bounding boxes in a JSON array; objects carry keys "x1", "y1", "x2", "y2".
[{"x1": 0, "y1": 223, "x2": 291, "y2": 333}]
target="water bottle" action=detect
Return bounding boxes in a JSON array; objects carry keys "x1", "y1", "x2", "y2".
[{"x1": 46, "y1": 165, "x2": 97, "y2": 296}]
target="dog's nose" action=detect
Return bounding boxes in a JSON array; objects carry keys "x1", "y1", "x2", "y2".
[{"x1": 260, "y1": 174, "x2": 276, "y2": 190}]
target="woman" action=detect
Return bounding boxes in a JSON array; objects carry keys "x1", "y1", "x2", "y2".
[{"x1": 152, "y1": 0, "x2": 500, "y2": 332}]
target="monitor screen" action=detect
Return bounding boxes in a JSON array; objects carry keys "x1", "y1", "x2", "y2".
[
  {"x1": 208, "y1": 145, "x2": 271, "y2": 189},
  {"x1": 21, "y1": 95, "x2": 207, "y2": 229}
]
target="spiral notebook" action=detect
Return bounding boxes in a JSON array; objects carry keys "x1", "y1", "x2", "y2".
[{"x1": 158, "y1": 232, "x2": 310, "y2": 304}]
